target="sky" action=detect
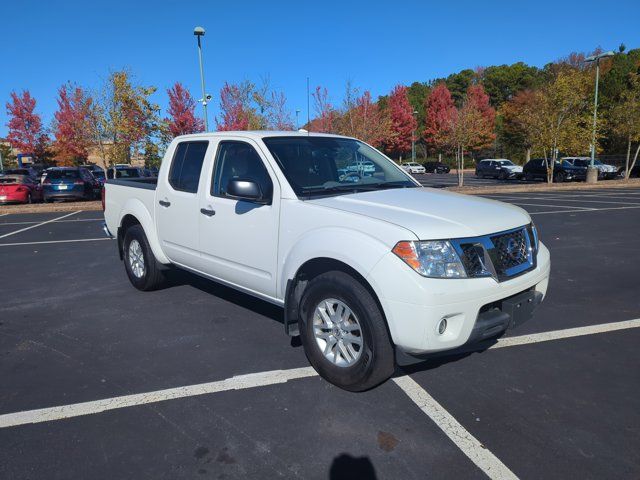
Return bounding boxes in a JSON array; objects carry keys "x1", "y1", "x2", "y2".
[{"x1": 1, "y1": 0, "x2": 639, "y2": 136}]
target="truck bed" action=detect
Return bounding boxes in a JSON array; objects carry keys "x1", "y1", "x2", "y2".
[{"x1": 105, "y1": 178, "x2": 157, "y2": 190}]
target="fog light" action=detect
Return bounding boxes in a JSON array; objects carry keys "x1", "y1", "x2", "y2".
[{"x1": 437, "y1": 318, "x2": 447, "y2": 335}]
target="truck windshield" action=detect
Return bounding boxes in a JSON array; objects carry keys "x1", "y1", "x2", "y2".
[{"x1": 262, "y1": 136, "x2": 417, "y2": 196}]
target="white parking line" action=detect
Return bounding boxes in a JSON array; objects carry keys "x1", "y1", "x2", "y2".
[
  {"x1": 508, "y1": 202, "x2": 592, "y2": 210},
  {"x1": 0, "y1": 211, "x2": 80, "y2": 240},
  {"x1": 530, "y1": 205, "x2": 640, "y2": 215},
  {"x1": 0, "y1": 367, "x2": 317, "y2": 429},
  {"x1": 393, "y1": 375, "x2": 518, "y2": 480},
  {"x1": 517, "y1": 197, "x2": 640, "y2": 205},
  {"x1": 1, "y1": 318, "x2": 638, "y2": 431},
  {"x1": 0, "y1": 218, "x2": 102, "y2": 226},
  {"x1": 0, "y1": 238, "x2": 114, "y2": 247},
  {"x1": 0, "y1": 213, "x2": 8, "y2": 217}
]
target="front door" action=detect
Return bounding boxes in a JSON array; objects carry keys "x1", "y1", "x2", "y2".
[
  {"x1": 198, "y1": 139, "x2": 280, "y2": 298},
  {"x1": 156, "y1": 140, "x2": 210, "y2": 267}
]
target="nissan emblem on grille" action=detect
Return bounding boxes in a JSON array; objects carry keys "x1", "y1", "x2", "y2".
[{"x1": 451, "y1": 226, "x2": 536, "y2": 282}]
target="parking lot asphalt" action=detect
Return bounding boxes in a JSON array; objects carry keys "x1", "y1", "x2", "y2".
[{"x1": 1, "y1": 188, "x2": 639, "y2": 479}]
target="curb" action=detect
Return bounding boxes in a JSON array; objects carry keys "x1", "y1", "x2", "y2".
[
  {"x1": 448, "y1": 179, "x2": 640, "y2": 195},
  {"x1": 0, "y1": 201, "x2": 102, "y2": 215}
]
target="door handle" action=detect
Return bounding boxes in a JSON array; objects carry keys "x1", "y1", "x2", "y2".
[
  {"x1": 200, "y1": 208, "x2": 215, "y2": 217},
  {"x1": 159, "y1": 200, "x2": 171, "y2": 207}
]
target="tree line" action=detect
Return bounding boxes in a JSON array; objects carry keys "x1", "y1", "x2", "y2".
[{"x1": 3, "y1": 45, "x2": 639, "y2": 182}]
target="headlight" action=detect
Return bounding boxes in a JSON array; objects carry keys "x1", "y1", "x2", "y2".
[{"x1": 392, "y1": 240, "x2": 467, "y2": 278}]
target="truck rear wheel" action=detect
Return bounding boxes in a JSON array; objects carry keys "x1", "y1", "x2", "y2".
[
  {"x1": 123, "y1": 224, "x2": 165, "y2": 291},
  {"x1": 299, "y1": 271, "x2": 395, "y2": 391}
]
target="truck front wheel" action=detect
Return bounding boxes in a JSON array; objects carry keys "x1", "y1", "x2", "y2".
[
  {"x1": 123, "y1": 224, "x2": 165, "y2": 291},
  {"x1": 299, "y1": 271, "x2": 395, "y2": 391}
]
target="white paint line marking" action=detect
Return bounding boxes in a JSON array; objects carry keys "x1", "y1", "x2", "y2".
[
  {"x1": 0, "y1": 237, "x2": 114, "y2": 247},
  {"x1": 0, "y1": 213, "x2": 8, "y2": 217},
  {"x1": 0, "y1": 218, "x2": 102, "y2": 226},
  {"x1": 530, "y1": 205, "x2": 640, "y2": 215},
  {"x1": 490, "y1": 318, "x2": 640, "y2": 349},
  {"x1": 507, "y1": 202, "x2": 592, "y2": 210},
  {"x1": 0, "y1": 367, "x2": 318, "y2": 429},
  {"x1": 393, "y1": 375, "x2": 518, "y2": 480},
  {"x1": 0, "y1": 211, "x2": 80, "y2": 240},
  {"x1": 514, "y1": 197, "x2": 640, "y2": 205},
  {"x1": 1, "y1": 318, "x2": 639, "y2": 432}
]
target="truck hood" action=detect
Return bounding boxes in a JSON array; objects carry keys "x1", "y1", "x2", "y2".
[{"x1": 307, "y1": 187, "x2": 531, "y2": 240}]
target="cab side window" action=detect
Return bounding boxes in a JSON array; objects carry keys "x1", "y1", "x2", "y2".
[
  {"x1": 212, "y1": 141, "x2": 273, "y2": 200},
  {"x1": 168, "y1": 141, "x2": 209, "y2": 193}
]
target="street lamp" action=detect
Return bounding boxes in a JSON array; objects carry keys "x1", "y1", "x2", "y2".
[
  {"x1": 295, "y1": 109, "x2": 300, "y2": 130},
  {"x1": 584, "y1": 50, "x2": 615, "y2": 181},
  {"x1": 411, "y1": 110, "x2": 418, "y2": 163},
  {"x1": 194, "y1": 26, "x2": 210, "y2": 131}
]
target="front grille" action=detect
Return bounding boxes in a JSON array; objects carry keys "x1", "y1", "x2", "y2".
[
  {"x1": 491, "y1": 229, "x2": 528, "y2": 272},
  {"x1": 460, "y1": 244, "x2": 486, "y2": 277},
  {"x1": 452, "y1": 225, "x2": 536, "y2": 282}
]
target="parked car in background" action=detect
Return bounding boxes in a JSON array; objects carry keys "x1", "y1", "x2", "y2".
[
  {"x1": 106, "y1": 166, "x2": 143, "y2": 179},
  {"x1": 91, "y1": 169, "x2": 106, "y2": 186},
  {"x1": 3, "y1": 167, "x2": 39, "y2": 179},
  {"x1": 563, "y1": 157, "x2": 618, "y2": 179},
  {"x1": 476, "y1": 159, "x2": 523, "y2": 180},
  {"x1": 423, "y1": 161, "x2": 450, "y2": 174},
  {"x1": 618, "y1": 164, "x2": 640, "y2": 178},
  {"x1": 43, "y1": 167, "x2": 98, "y2": 202},
  {"x1": 0, "y1": 175, "x2": 44, "y2": 204},
  {"x1": 401, "y1": 162, "x2": 426, "y2": 174},
  {"x1": 523, "y1": 158, "x2": 586, "y2": 183}
]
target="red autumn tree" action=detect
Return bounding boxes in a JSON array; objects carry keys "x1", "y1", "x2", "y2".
[
  {"x1": 216, "y1": 82, "x2": 250, "y2": 131},
  {"x1": 385, "y1": 85, "x2": 417, "y2": 158},
  {"x1": 463, "y1": 84, "x2": 496, "y2": 151},
  {"x1": 310, "y1": 86, "x2": 338, "y2": 133},
  {"x1": 165, "y1": 82, "x2": 204, "y2": 137},
  {"x1": 6, "y1": 90, "x2": 49, "y2": 157},
  {"x1": 53, "y1": 83, "x2": 93, "y2": 165},
  {"x1": 424, "y1": 83, "x2": 457, "y2": 154},
  {"x1": 339, "y1": 89, "x2": 391, "y2": 147}
]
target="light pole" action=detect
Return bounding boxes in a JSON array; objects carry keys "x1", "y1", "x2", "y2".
[
  {"x1": 295, "y1": 109, "x2": 300, "y2": 130},
  {"x1": 584, "y1": 50, "x2": 615, "y2": 182},
  {"x1": 194, "y1": 26, "x2": 210, "y2": 131},
  {"x1": 411, "y1": 110, "x2": 418, "y2": 163}
]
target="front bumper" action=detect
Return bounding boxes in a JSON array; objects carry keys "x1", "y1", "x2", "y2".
[{"x1": 366, "y1": 242, "x2": 551, "y2": 354}]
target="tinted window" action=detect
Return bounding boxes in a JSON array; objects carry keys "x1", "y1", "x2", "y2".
[
  {"x1": 169, "y1": 141, "x2": 208, "y2": 193},
  {"x1": 49, "y1": 170, "x2": 80, "y2": 180},
  {"x1": 212, "y1": 142, "x2": 273, "y2": 199}
]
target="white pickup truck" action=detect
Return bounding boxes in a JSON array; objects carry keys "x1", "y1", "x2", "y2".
[{"x1": 103, "y1": 131, "x2": 550, "y2": 391}]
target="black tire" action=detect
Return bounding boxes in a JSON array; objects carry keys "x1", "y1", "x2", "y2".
[
  {"x1": 553, "y1": 171, "x2": 565, "y2": 183},
  {"x1": 123, "y1": 224, "x2": 165, "y2": 291},
  {"x1": 498, "y1": 171, "x2": 506, "y2": 180},
  {"x1": 298, "y1": 271, "x2": 395, "y2": 392},
  {"x1": 525, "y1": 173, "x2": 534, "y2": 182}
]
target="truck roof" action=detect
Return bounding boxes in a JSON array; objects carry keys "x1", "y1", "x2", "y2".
[{"x1": 174, "y1": 130, "x2": 352, "y2": 141}]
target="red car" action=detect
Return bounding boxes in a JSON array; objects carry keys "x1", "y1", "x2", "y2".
[{"x1": 0, "y1": 175, "x2": 44, "y2": 204}]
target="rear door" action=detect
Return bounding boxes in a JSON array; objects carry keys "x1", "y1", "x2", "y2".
[
  {"x1": 197, "y1": 139, "x2": 280, "y2": 298},
  {"x1": 156, "y1": 140, "x2": 210, "y2": 266}
]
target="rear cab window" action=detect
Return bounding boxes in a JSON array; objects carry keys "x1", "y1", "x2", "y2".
[{"x1": 168, "y1": 141, "x2": 209, "y2": 193}]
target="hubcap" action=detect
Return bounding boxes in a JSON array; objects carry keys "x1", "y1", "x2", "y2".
[
  {"x1": 128, "y1": 239, "x2": 145, "y2": 278},
  {"x1": 313, "y1": 298, "x2": 363, "y2": 367}
]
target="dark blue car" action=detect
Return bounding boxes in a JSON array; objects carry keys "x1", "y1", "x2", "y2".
[{"x1": 43, "y1": 167, "x2": 99, "y2": 202}]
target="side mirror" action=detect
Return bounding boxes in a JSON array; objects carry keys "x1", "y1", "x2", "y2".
[{"x1": 226, "y1": 178, "x2": 269, "y2": 204}]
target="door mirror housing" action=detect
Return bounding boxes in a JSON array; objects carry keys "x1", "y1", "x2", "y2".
[{"x1": 226, "y1": 179, "x2": 269, "y2": 204}]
